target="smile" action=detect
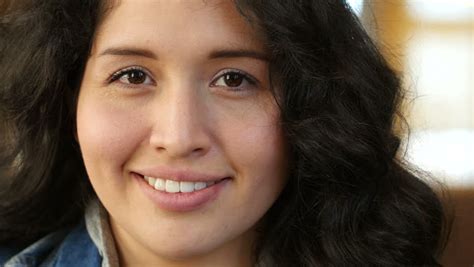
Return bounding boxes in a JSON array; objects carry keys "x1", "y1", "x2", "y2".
[
  {"x1": 143, "y1": 176, "x2": 223, "y2": 193},
  {"x1": 134, "y1": 172, "x2": 231, "y2": 212}
]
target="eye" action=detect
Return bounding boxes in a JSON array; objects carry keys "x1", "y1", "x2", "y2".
[
  {"x1": 211, "y1": 69, "x2": 258, "y2": 91},
  {"x1": 109, "y1": 66, "x2": 155, "y2": 87}
]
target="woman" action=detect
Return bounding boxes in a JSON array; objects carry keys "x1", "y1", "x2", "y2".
[{"x1": 0, "y1": 0, "x2": 446, "y2": 266}]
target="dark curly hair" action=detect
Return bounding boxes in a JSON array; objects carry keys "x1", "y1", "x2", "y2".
[{"x1": 0, "y1": 0, "x2": 447, "y2": 266}]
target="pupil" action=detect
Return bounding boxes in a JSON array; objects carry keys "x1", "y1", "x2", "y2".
[
  {"x1": 128, "y1": 70, "x2": 146, "y2": 84},
  {"x1": 224, "y1": 73, "x2": 243, "y2": 87}
]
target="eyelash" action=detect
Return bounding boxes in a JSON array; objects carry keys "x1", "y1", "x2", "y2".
[
  {"x1": 107, "y1": 66, "x2": 259, "y2": 92},
  {"x1": 210, "y1": 69, "x2": 259, "y2": 92},
  {"x1": 108, "y1": 66, "x2": 155, "y2": 88}
]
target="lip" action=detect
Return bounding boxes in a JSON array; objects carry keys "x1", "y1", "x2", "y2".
[{"x1": 133, "y1": 172, "x2": 231, "y2": 212}]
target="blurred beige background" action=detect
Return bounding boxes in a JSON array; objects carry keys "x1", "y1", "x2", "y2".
[{"x1": 351, "y1": 0, "x2": 474, "y2": 265}]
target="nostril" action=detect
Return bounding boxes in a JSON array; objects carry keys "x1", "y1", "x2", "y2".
[{"x1": 192, "y1": 147, "x2": 204, "y2": 153}]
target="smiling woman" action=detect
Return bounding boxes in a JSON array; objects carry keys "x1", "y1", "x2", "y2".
[
  {"x1": 76, "y1": 2, "x2": 286, "y2": 265},
  {"x1": 0, "y1": 0, "x2": 447, "y2": 266}
]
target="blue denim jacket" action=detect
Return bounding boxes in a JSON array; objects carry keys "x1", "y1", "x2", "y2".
[
  {"x1": 0, "y1": 219, "x2": 102, "y2": 267},
  {"x1": 0, "y1": 198, "x2": 119, "y2": 267}
]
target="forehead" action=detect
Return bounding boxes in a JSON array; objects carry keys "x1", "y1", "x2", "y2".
[{"x1": 92, "y1": 0, "x2": 265, "y2": 57}]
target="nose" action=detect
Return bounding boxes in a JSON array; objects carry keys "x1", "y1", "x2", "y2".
[{"x1": 149, "y1": 84, "x2": 212, "y2": 160}]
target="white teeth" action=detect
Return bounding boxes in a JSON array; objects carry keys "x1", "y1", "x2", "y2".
[
  {"x1": 143, "y1": 176, "x2": 218, "y2": 193},
  {"x1": 194, "y1": 182, "x2": 207, "y2": 191},
  {"x1": 180, "y1": 181, "x2": 195, "y2": 193},
  {"x1": 147, "y1": 177, "x2": 156, "y2": 187},
  {"x1": 165, "y1": 180, "x2": 180, "y2": 193},
  {"x1": 154, "y1": 178, "x2": 165, "y2": 191}
]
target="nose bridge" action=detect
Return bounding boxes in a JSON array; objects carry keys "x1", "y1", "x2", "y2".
[{"x1": 149, "y1": 81, "x2": 210, "y2": 158}]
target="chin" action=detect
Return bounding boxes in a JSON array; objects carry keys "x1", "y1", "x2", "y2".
[{"x1": 149, "y1": 239, "x2": 218, "y2": 261}]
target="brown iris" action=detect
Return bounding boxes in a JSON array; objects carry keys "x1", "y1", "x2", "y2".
[
  {"x1": 126, "y1": 70, "x2": 147, "y2": 84},
  {"x1": 223, "y1": 73, "x2": 244, "y2": 87}
]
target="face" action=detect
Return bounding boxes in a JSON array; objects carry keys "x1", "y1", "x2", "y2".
[{"x1": 77, "y1": 0, "x2": 288, "y2": 265}]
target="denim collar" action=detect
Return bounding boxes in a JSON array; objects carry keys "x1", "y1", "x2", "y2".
[
  {"x1": 3, "y1": 197, "x2": 116, "y2": 267},
  {"x1": 3, "y1": 219, "x2": 101, "y2": 267},
  {"x1": 84, "y1": 197, "x2": 120, "y2": 267}
]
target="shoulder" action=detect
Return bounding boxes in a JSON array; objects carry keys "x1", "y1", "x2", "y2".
[
  {"x1": 0, "y1": 246, "x2": 24, "y2": 266},
  {"x1": 0, "y1": 219, "x2": 102, "y2": 267}
]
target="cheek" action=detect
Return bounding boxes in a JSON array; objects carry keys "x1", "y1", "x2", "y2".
[
  {"x1": 230, "y1": 100, "x2": 286, "y2": 170},
  {"x1": 76, "y1": 92, "x2": 147, "y2": 175},
  {"x1": 234, "y1": 126, "x2": 285, "y2": 174},
  {"x1": 222, "y1": 106, "x2": 288, "y2": 200},
  {"x1": 221, "y1": 121, "x2": 287, "y2": 234}
]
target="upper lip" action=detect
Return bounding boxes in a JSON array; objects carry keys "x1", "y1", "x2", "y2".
[{"x1": 133, "y1": 167, "x2": 230, "y2": 182}]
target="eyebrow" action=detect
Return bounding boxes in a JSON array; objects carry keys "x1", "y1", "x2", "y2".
[
  {"x1": 98, "y1": 47, "x2": 158, "y2": 59},
  {"x1": 98, "y1": 47, "x2": 269, "y2": 61},
  {"x1": 209, "y1": 49, "x2": 269, "y2": 62}
]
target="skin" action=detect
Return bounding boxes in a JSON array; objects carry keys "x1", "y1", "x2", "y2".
[{"x1": 76, "y1": 0, "x2": 288, "y2": 266}]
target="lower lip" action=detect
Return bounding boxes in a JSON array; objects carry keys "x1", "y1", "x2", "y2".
[{"x1": 133, "y1": 173, "x2": 230, "y2": 212}]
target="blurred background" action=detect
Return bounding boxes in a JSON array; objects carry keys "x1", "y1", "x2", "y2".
[{"x1": 350, "y1": 0, "x2": 474, "y2": 265}]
